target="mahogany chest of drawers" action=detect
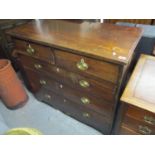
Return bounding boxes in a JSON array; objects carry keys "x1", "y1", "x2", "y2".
[
  {"x1": 6, "y1": 20, "x2": 142, "y2": 134},
  {"x1": 118, "y1": 54, "x2": 155, "y2": 135}
]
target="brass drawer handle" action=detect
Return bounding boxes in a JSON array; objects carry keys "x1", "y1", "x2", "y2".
[
  {"x1": 44, "y1": 94, "x2": 51, "y2": 100},
  {"x1": 144, "y1": 116, "x2": 155, "y2": 125},
  {"x1": 76, "y1": 58, "x2": 88, "y2": 71},
  {"x1": 56, "y1": 67, "x2": 60, "y2": 72},
  {"x1": 34, "y1": 64, "x2": 42, "y2": 69},
  {"x1": 79, "y1": 80, "x2": 90, "y2": 88},
  {"x1": 83, "y1": 112, "x2": 90, "y2": 118},
  {"x1": 40, "y1": 80, "x2": 46, "y2": 85},
  {"x1": 138, "y1": 125, "x2": 152, "y2": 135},
  {"x1": 26, "y1": 44, "x2": 35, "y2": 55},
  {"x1": 81, "y1": 97, "x2": 90, "y2": 105},
  {"x1": 59, "y1": 84, "x2": 63, "y2": 89}
]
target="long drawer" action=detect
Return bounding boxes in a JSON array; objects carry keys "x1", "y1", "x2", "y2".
[
  {"x1": 14, "y1": 38, "x2": 120, "y2": 84},
  {"x1": 23, "y1": 67, "x2": 114, "y2": 118},
  {"x1": 17, "y1": 54, "x2": 117, "y2": 100},
  {"x1": 35, "y1": 88, "x2": 111, "y2": 134}
]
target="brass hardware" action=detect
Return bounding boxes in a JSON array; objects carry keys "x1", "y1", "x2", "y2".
[
  {"x1": 40, "y1": 80, "x2": 46, "y2": 85},
  {"x1": 83, "y1": 112, "x2": 90, "y2": 118},
  {"x1": 76, "y1": 58, "x2": 88, "y2": 71},
  {"x1": 79, "y1": 80, "x2": 90, "y2": 88},
  {"x1": 81, "y1": 97, "x2": 90, "y2": 105},
  {"x1": 56, "y1": 68, "x2": 60, "y2": 72},
  {"x1": 144, "y1": 116, "x2": 155, "y2": 125},
  {"x1": 34, "y1": 64, "x2": 42, "y2": 69},
  {"x1": 138, "y1": 125, "x2": 152, "y2": 135},
  {"x1": 44, "y1": 94, "x2": 51, "y2": 100},
  {"x1": 59, "y1": 84, "x2": 63, "y2": 89},
  {"x1": 26, "y1": 44, "x2": 35, "y2": 55}
]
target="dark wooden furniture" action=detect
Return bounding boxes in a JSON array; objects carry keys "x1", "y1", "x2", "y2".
[
  {"x1": 6, "y1": 20, "x2": 142, "y2": 134},
  {"x1": 105, "y1": 19, "x2": 154, "y2": 25},
  {"x1": 117, "y1": 54, "x2": 155, "y2": 134}
]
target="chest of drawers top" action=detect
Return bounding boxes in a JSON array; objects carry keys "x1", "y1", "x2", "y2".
[
  {"x1": 6, "y1": 19, "x2": 142, "y2": 65},
  {"x1": 121, "y1": 54, "x2": 155, "y2": 113}
]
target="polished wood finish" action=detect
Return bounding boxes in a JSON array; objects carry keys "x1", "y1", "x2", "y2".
[
  {"x1": 105, "y1": 19, "x2": 154, "y2": 25},
  {"x1": 7, "y1": 19, "x2": 142, "y2": 65},
  {"x1": 17, "y1": 54, "x2": 117, "y2": 92},
  {"x1": 122, "y1": 114, "x2": 155, "y2": 135},
  {"x1": 13, "y1": 39, "x2": 120, "y2": 83},
  {"x1": 126, "y1": 105, "x2": 155, "y2": 125},
  {"x1": 119, "y1": 125, "x2": 139, "y2": 135},
  {"x1": 118, "y1": 55, "x2": 155, "y2": 134},
  {"x1": 14, "y1": 39, "x2": 55, "y2": 64},
  {"x1": 54, "y1": 49, "x2": 120, "y2": 84},
  {"x1": 35, "y1": 88, "x2": 111, "y2": 134},
  {"x1": 22, "y1": 68, "x2": 114, "y2": 117},
  {"x1": 6, "y1": 20, "x2": 142, "y2": 134}
]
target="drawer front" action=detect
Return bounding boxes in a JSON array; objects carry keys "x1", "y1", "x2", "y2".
[
  {"x1": 53, "y1": 83, "x2": 114, "y2": 118},
  {"x1": 35, "y1": 88, "x2": 111, "y2": 134},
  {"x1": 14, "y1": 39, "x2": 55, "y2": 64},
  {"x1": 14, "y1": 39, "x2": 120, "y2": 84},
  {"x1": 122, "y1": 116, "x2": 155, "y2": 135},
  {"x1": 23, "y1": 68, "x2": 114, "y2": 118},
  {"x1": 119, "y1": 125, "x2": 139, "y2": 135},
  {"x1": 18, "y1": 54, "x2": 117, "y2": 101},
  {"x1": 54, "y1": 49, "x2": 120, "y2": 84},
  {"x1": 126, "y1": 105, "x2": 155, "y2": 127}
]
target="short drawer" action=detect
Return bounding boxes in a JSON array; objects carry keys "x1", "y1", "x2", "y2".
[
  {"x1": 54, "y1": 49, "x2": 120, "y2": 84},
  {"x1": 14, "y1": 39, "x2": 55, "y2": 64},
  {"x1": 23, "y1": 68, "x2": 114, "y2": 117},
  {"x1": 18, "y1": 54, "x2": 117, "y2": 100},
  {"x1": 126, "y1": 105, "x2": 155, "y2": 127},
  {"x1": 122, "y1": 116, "x2": 155, "y2": 135},
  {"x1": 35, "y1": 88, "x2": 111, "y2": 134}
]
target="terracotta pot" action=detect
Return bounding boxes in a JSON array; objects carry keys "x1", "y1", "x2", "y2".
[{"x1": 0, "y1": 59, "x2": 28, "y2": 109}]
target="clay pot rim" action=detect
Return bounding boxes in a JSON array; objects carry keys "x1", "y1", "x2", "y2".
[{"x1": 0, "y1": 59, "x2": 11, "y2": 72}]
